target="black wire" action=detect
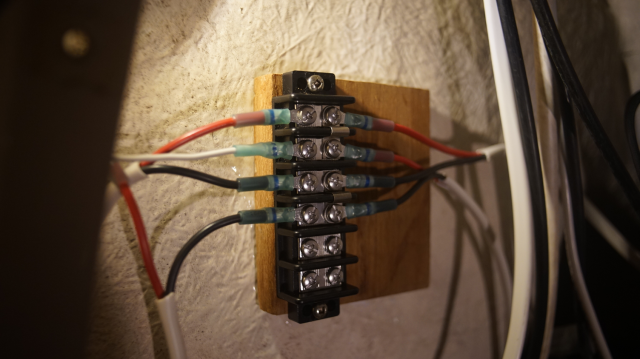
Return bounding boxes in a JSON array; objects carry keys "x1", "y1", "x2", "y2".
[
  {"x1": 395, "y1": 155, "x2": 486, "y2": 185},
  {"x1": 530, "y1": 0, "x2": 640, "y2": 219},
  {"x1": 396, "y1": 173, "x2": 444, "y2": 206},
  {"x1": 624, "y1": 91, "x2": 640, "y2": 181},
  {"x1": 165, "y1": 215, "x2": 241, "y2": 294},
  {"x1": 495, "y1": 0, "x2": 549, "y2": 357},
  {"x1": 141, "y1": 165, "x2": 239, "y2": 189}
]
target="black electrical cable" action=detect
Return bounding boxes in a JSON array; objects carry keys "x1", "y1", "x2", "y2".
[
  {"x1": 624, "y1": 91, "x2": 640, "y2": 180},
  {"x1": 165, "y1": 214, "x2": 241, "y2": 294},
  {"x1": 495, "y1": 0, "x2": 549, "y2": 357},
  {"x1": 530, "y1": 0, "x2": 640, "y2": 219},
  {"x1": 395, "y1": 155, "x2": 486, "y2": 185},
  {"x1": 141, "y1": 165, "x2": 239, "y2": 189},
  {"x1": 396, "y1": 173, "x2": 444, "y2": 206}
]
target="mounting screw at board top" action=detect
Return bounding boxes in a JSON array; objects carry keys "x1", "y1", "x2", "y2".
[
  {"x1": 301, "y1": 271, "x2": 318, "y2": 290},
  {"x1": 301, "y1": 205, "x2": 319, "y2": 224},
  {"x1": 297, "y1": 106, "x2": 317, "y2": 125},
  {"x1": 299, "y1": 173, "x2": 318, "y2": 192},
  {"x1": 307, "y1": 75, "x2": 324, "y2": 92},
  {"x1": 301, "y1": 238, "x2": 319, "y2": 258},
  {"x1": 325, "y1": 236, "x2": 343, "y2": 255},
  {"x1": 324, "y1": 204, "x2": 343, "y2": 223},
  {"x1": 324, "y1": 139, "x2": 342, "y2": 158},
  {"x1": 323, "y1": 106, "x2": 341, "y2": 126},
  {"x1": 298, "y1": 140, "x2": 317, "y2": 159}
]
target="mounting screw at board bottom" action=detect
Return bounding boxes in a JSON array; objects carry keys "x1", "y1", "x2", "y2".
[{"x1": 312, "y1": 303, "x2": 328, "y2": 319}]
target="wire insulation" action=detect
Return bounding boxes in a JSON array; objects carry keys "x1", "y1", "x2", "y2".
[
  {"x1": 395, "y1": 155, "x2": 486, "y2": 185},
  {"x1": 141, "y1": 165, "x2": 239, "y2": 189},
  {"x1": 393, "y1": 154, "x2": 423, "y2": 170},
  {"x1": 396, "y1": 173, "x2": 442, "y2": 205},
  {"x1": 114, "y1": 147, "x2": 236, "y2": 162},
  {"x1": 530, "y1": 0, "x2": 640, "y2": 218},
  {"x1": 140, "y1": 118, "x2": 235, "y2": 167},
  {"x1": 393, "y1": 124, "x2": 480, "y2": 158},
  {"x1": 496, "y1": 1, "x2": 549, "y2": 357},
  {"x1": 111, "y1": 163, "x2": 164, "y2": 299},
  {"x1": 165, "y1": 215, "x2": 242, "y2": 294}
]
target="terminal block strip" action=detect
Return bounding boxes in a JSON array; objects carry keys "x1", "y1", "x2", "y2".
[{"x1": 271, "y1": 71, "x2": 359, "y2": 323}]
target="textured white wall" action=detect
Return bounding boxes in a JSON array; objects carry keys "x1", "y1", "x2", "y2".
[{"x1": 88, "y1": 0, "x2": 561, "y2": 358}]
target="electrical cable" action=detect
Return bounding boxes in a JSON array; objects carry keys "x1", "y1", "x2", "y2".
[
  {"x1": 584, "y1": 198, "x2": 640, "y2": 271},
  {"x1": 562, "y1": 170, "x2": 613, "y2": 359},
  {"x1": 558, "y1": 83, "x2": 613, "y2": 359},
  {"x1": 396, "y1": 173, "x2": 443, "y2": 206},
  {"x1": 495, "y1": 1, "x2": 550, "y2": 358},
  {"x1": 530, "y1": 0, "x2": 640, "y2": 219},
  {"x1": 165, "y1": 214, "x2": 242, "y2": 294},
  {"x1": 395, "y1": 155, "x2": 486, "y2": 185},
  {"x1": 139, "y1": 118, "x2": 236, "y2": 167},
  {"x1": 114, "y1": 147, "x2": 237, "y2": 162},
  {"x1": 483, "y1": 0, "x2": 541, "y2": 356},
  {"x1": 393, "y1": 123, "x2": 480, "y2": 158},
  {"x1": 140, "y1": 165, "x2": 239, "y2": 189},
  {"x1": 393, "y1": 154, "x2": 423, "y2": 170},
  {"x1": 111, "y1": 163, "x2": 164, "y2": 299},
  {"x1": 624, "y1": 90, "x2": 640, "y2": 180}
]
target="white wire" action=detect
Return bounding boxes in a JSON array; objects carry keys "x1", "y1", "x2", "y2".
[
  {"x1": 435, "y1": 177, "x2": 513, "y2": 303},
  {"x1": 156, "y1": 293, "x2": 187, "y2": 359},
  {"x1": 101, "y1": 163, "x2": 149, "y2": 221},
  {"x1": 561, "y1": 172, "x2": 613, "y2": 359},
  {"x1": 113, "y1": 147, "x2": 236, "y2": 162},
  {"x1": 584, "y1": 198, "x2": 640, "y2": 271},
  {"x1": 483, "y1": 0, "x2": 535, "y2": 357}
]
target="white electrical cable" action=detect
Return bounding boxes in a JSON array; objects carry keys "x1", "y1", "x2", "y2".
[
  {"x1": 435, "y1": 177, "x2": 513, "y2": 300},
  {"x1": 483, "y1": 0, "x2": 535, "y2": 357},
  {"x1": 102, "y1": 163, "x2": 148, "y2": 221},
  {"x1": 477, "y1": 143, "x2": 506, "y2": 162},
  {"x1": 584, "y1": 198, "x2": 640, "y2": 271},
  {"x1": 156, "y1": 293, "x2": 187, "y2": 359},
  {"x1": 561, "y1": 173, "x2": 613, "y2": 359},
  {"x1": 113, "y1": 147, "x2": 237, "y2": 162}
]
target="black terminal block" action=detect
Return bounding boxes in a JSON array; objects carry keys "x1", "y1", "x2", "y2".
[{"x1": 271, "y1": 71, "x2": 359, "y2": 324}]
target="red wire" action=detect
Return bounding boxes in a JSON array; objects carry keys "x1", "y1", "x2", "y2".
[
  {"x1": 394, "y1": 154, "x2": 423, "y2": 170},
  {"x1": 114, "y1": 167, "x2": 165, "y2": 299},
  {"x1": 140, "y1": 118, "x2": 236, "y2": 166},
  {"x1": 393, "y1": 123, "x2": 479, "y2": 158}
]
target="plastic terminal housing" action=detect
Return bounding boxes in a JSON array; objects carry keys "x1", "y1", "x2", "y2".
[
  {"x1": 344, "y1": 144, "x2": 394, "y2": 163},
  {"x1": 345, "y1": 199, "x2": 398, "y2": 219},
  {"x1": 234, "y1": 141, "x2": 293, "y2": 160},
  {"x1": 238, "y1": 175, "x2": 294, "y2": 192},
  {"x1": 239, "y1": 207, "x2": 296, "y2": 225},
  {"x1": 234, "y1": 109, "x2": 291, "y2": 127},
  {"x1": 344, "y1": 112, "x2": 394, "y2": 132},
  {"x1": 345, "y1": 175, "x2": 396, "y2": 188}
]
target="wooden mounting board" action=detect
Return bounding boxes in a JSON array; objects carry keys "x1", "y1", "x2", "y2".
[{"x1": 253, "y1": 74, "x2": 430, "y2": 315}]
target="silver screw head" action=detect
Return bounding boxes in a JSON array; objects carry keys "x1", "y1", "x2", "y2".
[
  {"x1": 301, "y1": 238, "x2": 319, "y2": 258},
  {"x1": 324, "y1": 172, "x2": 343, "y2": 191},
  {"x1": 299, "y1": 173, "x2": 317, "y2": 192},
  {"x1": 323, "y1": 106, "x2": 341, "y2": 126},
  {"x1": 312, "y1": 303, "x2": 328, "y2": 319},
  {"x1": 307, "y1": 75, "x2": 324, "y2": 92},
  {"x1": 324, "y1": 139, "x2": 342, "y2": 158},
  {"x1": 301, "y1": 271, "x2": 318, "y2": 290},
  {"x1": 325, "y1": 236, "x2": 343, "y2": 255},
  {"x1": 298, "y1": 141, "x2": 317, "y2": 159},
  {"x1": 324, "y1": 205, "x2": 343, "y2": 223},
  {"x1": 296, "y1": 106, "x2": 317, "y2": 125},
  {"x1": 301, "y1": 205, "x2": 319, "y2": 224},
  {"x1": 326, "y1": 267, "x2": 343, "y2": 286}
]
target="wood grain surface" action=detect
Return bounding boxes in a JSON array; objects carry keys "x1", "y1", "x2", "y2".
[{"x1": 254, "y1": 74, "x2": 430, "y2": 315}]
